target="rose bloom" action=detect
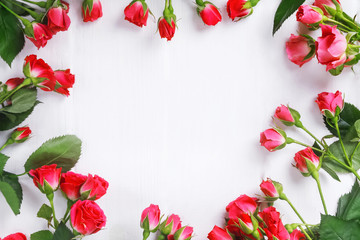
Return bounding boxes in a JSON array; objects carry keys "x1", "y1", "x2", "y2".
[
  {"x1": 294, "y1": 147, "x2": 320, "y2": 174},
  {"x1": 54, "y1": 69, "x2": 75, "y2": 96},
  {"x1": 2, "y1": 233, "x2": 27, "y2": 240},
  {"x1": 274, "y1": 105, "x2": 295, "y2": 124},
  {"x1": 29, "y1": 164, "x2": 62, "y2": 193},
  {"x1": 259, "y1": 207, "x2": 290, "y2": 240},
  {"x1": 80, "y1": 174, "x2": 109, "y2": 200},
  {"x1": 158, "y1": 17, "x2": 176, "y2": 41},
  {"x1": 140, "y1": 204, "x2": 161, "y2": 231},
  {"x1": 82, "y1": 0, "x2": 103, "y2": 22},
  {"x1": 60, "y1": 171, "x2": 87, "y2": 201},
  {"x1": 23, "y1": 55, "x2": 56, "y2": 91},
  {"x1": 296, "y1": 5, "x2": 323, "y2": 26},
  {"x1": 260, "y1": 128, "x2": 286, "y2": 152},
  {"x1": 70, "y1": 200, "x2": 106, "y2": 235},
  {"x1": 47, "y1": 1, "x2": 71, "y2": 34},
  {"x1": 26, "y1": 22, "x2": 53, "y2": 49},
  {"x1": 227, "y1": 0, "x2": 251, "y2": 21},
  {"x1": 316, "y1": 24, "x2": 347, "y2": 71},
  {"x1": 260, "y1": 178, "x2": 279, "y2": 198},
  {"x1": 226, "y1": 194, "x2": 258, "y2": 221},
  {"x1": 290, "y1": 229, "x2": 306, "y2": 240},
  {"x1": 5, "y1": 78, "x2": 24, "y2": 91},
  {"x1": 286, "y1": 34, "x2": 315, "y2": 67},
  {"x1": 174, "y1": 226, "x2": 193, "y2": 240},
  {"x1": 313, "y1": 0, "x2": 341, "y2": 16},
  {"x1": 208, "y1": 226, "x2": 232, "y2": 240},
  {"x1": 315, "y1": 91, "x2": 343, "y2": 117},
  {"x1": 124, "y1": 0, "x2": 149, "y2": 27},
  {"x1": 198, "y1": 2, "x2": 222, "y2": 26}
]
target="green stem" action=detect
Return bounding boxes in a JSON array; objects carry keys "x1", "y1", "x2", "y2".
[
  {"x1": 324, "y1": 18, "x2": 353, "y2": 32},
  {"x1": 313, "y1": 172, "x2": 328, "y2": 215},
  {"x1": 0, "y1": 142, "x2": 9, "y2": 151},
  {"x1": 4, "y1": 0, "x2": 41, "y2": 21},
  {"x1": 62, "y1": 200, "x2": 72, "y2": 224},
  {"x1": 0, "y1": 80, "x2": 31, "y2": 105},
  {"x1": 21, "y1": 0, "x2": 47, "y2": 8},
  {"x1": 0, "y1": 0, "x2": 28, "y2": 23},
  {"x1": 16, "y1": 172, "x2": 28, "y2": 177},
  {"x1": 164, "y1": 0, "x2": 169, "y2": 8},
  {"x1": 298, "y1": 225, "x2": 313, "y2": 240},
  {"x1": 47, "y1": 193, "x2": 59, "y2": 228},
  {"x1": 300, "y1": 125, "x2": 326, "y2": 148},
  {"x1": 334, "y1": 119, "x2": 351, "y2": 167},
  {"x1": 290, "y1": 139, "x2": 326, "y2": 154},
  {"x1": 327, "y1": 154, "x2": 360, "y2": 181}
]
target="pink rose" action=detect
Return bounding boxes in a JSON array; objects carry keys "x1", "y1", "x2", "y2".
[
  {"x1": 296, "y1": 5, "x2": 323, "y2": 26},
  {"x1": 197, "y1": 2, "x2": 222, "y2": 26},
  {"x1": 286, "y1": 34, "x2": 315, "y2": 67},
  {"x1": 174, "y1": 226, "x2": 193, "y2": 240},
  {"x1": 226, "y1": 195, "x2": 258, "y2": 221},
  {"x1": 260, "y1": 128, "x2": 287, "y2": 152},
  {"x1": 54, "y1": 69, "x2": 75, "y2": 96},
  {"x1": 259, "y1": 207, "x2": 290, "y2": 240},
  {"x1": 82, "y1": 0, "x2": 103, "y2": 22},
  {"x1": 5, "y1": 78, "x2": 24, "y2": 91},
  {"x1": 26, "y1": 22, "x2": 53, "y2": 49},
  {"x1": 290, "y1": 229, "x2": 306, "y2": 240},
  {"x1": 260, "y1": 178, "x2": 281, "y2": 199},
  {"x1": 316, "y1": 24, "x2": 347, "y2": 71},
  {"x1": 47, "y1": 1, "x2": 71, "y2": 34},
  {"x1": 227, "y1": 0, "x2": 252, "y2": 21},
  {"x1": 70, "y1": 200, "x2": 106, "y2": 235},
  {"x1": 274, "y1": 105, "x2": 296, "y2": 125},
  {"x1": 2, "y1": 233, "x2": 27, "y2": 240},
  {"x1": 80, "y1": 174, "x2": 109, "y2": 200},
  {"x1": 23, "y1": 55, "x2": 56, "y2": 91},
  {"x1": 294, "y1": 147, "x2": 320, "y2": 174},
  {"x1": 313, "y1": 0, "x2": 341, "y2": 16},
  {"x1": 60, "y1": 171, "x2": 87, "y2": 201},
  {"x1": 29, "y1": 164, "x2": 62, "y2": 194},
  {"x1": 207, "y1": 226, "x2": 232, "y2": 240},
  {"x1": 160, "y1": 214, "x2": 182, "y2": 236},
  {"x1": 140, "y1": 204, "x2": 161, "y2": 232},
  {"x1": 11, "y1": 127, "x2": 31, "y2": 143},
  {"x1": 315, "y1": 91, "x2": 343, "y2": 118},
  {"x1": 124, "y1": 0, "x2": 149, "y2": 27}
]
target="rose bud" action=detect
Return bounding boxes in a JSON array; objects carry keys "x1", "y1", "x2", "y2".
[
  {"x1": 274, "y1": 105, "x2": 302, "y2": 127},
  {"x1": 29, "y1": 164, "x2": 62, "y2": 194},
  {"x1": 47, "y1": 1, "x2": 71, "y2": 34},
  {"x1": 260, "y1": 128, "x2": 287, "y2": 152},
  {"x1": 82, "y1": 0, "x2": 103, "y2": 22},
  {"x1": 60, "y1": 171, "x2": 87, "y2": 201},
  {"x1": 174, "y1": 226, "x2": 194, "y2": 240},
  {"x1": 258, "y1": 207, "x2": 290, "y2": 240},
  {"x1": 25, "y1": 22, "x2": 53, "y2": 49},
  {"x1": 226, "y1": 195, "x2": 258, "y2": 221},
  {"x1": 158, "y1": 16, "x2": 176, "y2": 41},
  {"x1": 160, "y1": 214, "x2": 182, "y2": 237},
  {"x1": 23, "y1": 55, "x2": 56, "y2": 91},
  {"x1": 10, "y1": 127, "x2": 32, "y2": 143},
  {"x1": 80, "y1": 174, "x2": 109, "y2": 200},
  {"x1": 315, "y1": 91, "x2": 344, "y2": 118},
  {"x1": 207, "y1": 226, "x2": 233, "y2": 240},
  {"x1": 70, "y1": 200, "x2": 106, "y2": 235},
  {"x1": 140, "y1": 204, "x2": 161, "y2": 236},
  {"x1": 316, "y1": 25, "x2": 347, "y2": 71},
  {"x1": 290, "y1": 229, "x2": 306, "y2": 240},
  {"x1": 54, "y1": 69, "x2": 75, "y2": 96},
  {"x1": 286, "y1": 34, "x2": 316, "y2": 67},
  {"x1": 296, "y1": 5, "x2": 323, "y2": 27},
  {"x1": 5, "y1": 78, "x2": 24, "y2": 91},
  {"x1": 2, "y1": 233, "x2": 27, "y2": 240},
  {"x1": 313, "y1": 0, "x2": 341, "y2": 16},
  {"x1": 294, "y1": 147, "x2": 320, "y2": 176},
  {"x1": 227, "y1": 0, "x2": 257, "y2": 21},
  {"x1": 196, "y1": 1, "x2": 222, "y2": 26},
  {"x1": 260, "y1": 178, "x2": 284, "y2": 201},
  {"x1": 124, "y1": 0, "x2": 149, "y2": 27}
]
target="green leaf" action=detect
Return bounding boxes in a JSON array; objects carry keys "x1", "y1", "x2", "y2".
[
  {"x1": 0, "y1": 153, "x2": 10, "y2": 175},
  {"x1": 0, "y1": 172, "x2": 22, "y2": 215},
  {"x1": 324, "y1": 103, "x2": 360, "y2": 138},
  {"x1": 37, "y1": 204, "x2": 53, "y2": 221},
  {"x1": 24, "y1": 135, "x2": 82, "y2": 173},
  {"x1": 336, "y1": 180, "x2": 360, "y2": 221},
  {"x1": 31, "y1": 230, "x2": 53, "y2": 240},
  {"x1": 272, "y1": 0, "x2": 305, "y2": 35},
  {"x1": 1, "y1": 0, "x2": 36, "y2": 17},
  {"x1": 329, "y1": 64, "x2": 344, "y2": 76},
  {"x1": 322, "y1": 163, "x2": 341, "y2": 182},
  {"x1": 0, "y1": 101, "x2": 39, "y2": 131},
  {"x1": 1, "y1": 88, "x2": 37, "y2": 114},
  {"x1": 0, "y1": 5, "x2": 25, "y2": 67},
  {"x1": 343, "y1": 119, "x2": 360, "y2": 142},
  {"x1": 52, "y1": 222, "x2": 74, "y2": 240},
  {"x1": 323, "y1": 141, "x2": 360, "y2": 173},
  {"x1": 319, "y1": 215, "x2": 360, "y2": 239}
]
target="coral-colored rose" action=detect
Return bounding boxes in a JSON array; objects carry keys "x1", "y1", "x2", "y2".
[
  {"x1": 70, "y1": 200, "x2": 106, "y2": 235},
  {"x1": 2, "y1": 233, "x2": 27, "y2": 240},
  {"x1": 12, "y1": 127, "x2": 31, "y2": 143},
  {"x1": 208, "y1": 226, "x2": 232, "y2": 240},
  {"x1": 260, "y1": 128, "x2": 287, "y2": 152},
  {"x1": 160, "y1": 214, "x2": 182, "y2": 236},
  {"x1": 54, "y1": 69, "x2": 75, "y2": 96},
  {"x1": 315, "y1": 91, "x2": 343, "y2": 117},
  {"x1": 5, "y1": 78, "x2": 24, "y2": 91},
  {"x1": 60, "y1": 172, "x2": 87, "y2": 201},
  {"x1": 227, "y1": 0, "x2": 251, "y2": 21},
  {"x1": 286, "y1": 34, "x2": 315, "y2": 67},
  {"x1": 294, "y1": 147, "x2": 320, "y2": 174},
  {"x1": 47, "y1": 2, "x2": 71, "y2": 34},
  {"x1": 79, "y1": 174, "x2": 109, "y2": 200},
  {"x1": 259, "y1": 207, "x2": 290, "y2": 240},
  {"x1": 82, "y1": 0, "x2": 103, "y2": 22},
  {"x1": 316, "y1": 24, "x2": 347, "y2": 71},
  {"x1": 23, "y1": 55, "x2": 56, "y2": 91},
  {"x1": 140, "y1": 204, "x2": 161, "y2": 231},
  {"x1": 274, "y1": 105, "x2": 295, "y2": 125},
  {"x1": 260, "y1": 178, "x2": 280, "y2": 198},
  {"x1": 226, "y1": 194, "x2": 258, "y2": 221},
  {"x1": 124, "y1": 0, "x2": 149, "y2": 27},
  {"x1": 174, "y1": 226, "x2": 193, "y2": 240},
  {"x1": 158, "y1": 17, "x2": 176, "y2": 41},
  {"x1": 29, "y1": 164, "x2": 62, "y2": 194},
  {"x1": 198, "y1": 2, "x2": 222, "y2": 26},
  {"x1": 290, "y1": 229, "x2": 306, "y2": 240},
  {"x1": 26, "y1": 23, "x2": 53, "y2": 49},
  {"x1": 296, "y1": 5, "x2": 323, "y2": 26},
  {"x1": 313, "y1": 0, "x2": 341, "y2": 16}
]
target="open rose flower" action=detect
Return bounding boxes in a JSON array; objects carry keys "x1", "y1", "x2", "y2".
[
  {"x1": 141, "y1": 204, "x2": 161, "y2": 232},
  {"x1": 208, "y1": 226, "x2": 232, "y2": 240},
  {"x1": 315, "y1": 91, "x2": 343, "y2": 118},
  {"x1": 82, "y1": 0, "x2": 103, "y2": 22},
  {"x1": 286, "y1": 34, "x2": 315, "y2": 67},
  {"x1": 29, "y1": 164, "x2": 62, "y2": 194},
  {"x1": 227, "y1": 0, "x2": 252, "y2": 21},
  {"x1": 54, "y1": 69, "x2": 75, "y2": 96},
  {"x1": 70, "y1": 200, "x2": 106, "y2": 235},
  {"x1": 60, "y1": 171, "x2": 87, "y2": 201},
  {"x1": 174, "y1": 226, "x2": 193, "y2": 240},
  {"x1": 47, "y1": 1, "x2": 71, "y2": 34},
  {"x1": 296, "y1": 5, "x2": 323, "y2": 26},
  {"x1": 23, "y1": 55, "x2": 56, "y2": 91},
  {"x1": 260, "y1": 128, "x2": 287, "y2": 152},
  {"x1": 197, "y1": 2, "x2": 222, "y2": 26},
  {"x1": 2, "y1": 233, "x2": 27, "y2": 240},
  {"x1": 294, "y1": 147, "x2": 320, "y2": 174},
  {"x1": 226, "y1": 194, "x2": 258, "y2": 221},
  {"x1": 259, "y1": 207, "x2": 290, "y2": 240},
  {"x1": 80, "y1": 174, "x2": 109, "y2": 200},
  {"x1": 160, "y1": 214, "x2": 182, "y2": 237},
  {"x1": 316, "y1": 24, "x2": 347, "y2": 71},
  {"x1": 124, "y1": 0, "x2": 149, "y2": 27},
  {"x1": 26, "y1": 22, "x2": 53, "y2": 49},
  {"x1": 158, "y1": 17, "x2": 176, "y2": 41},
  {"x1": 313, "y1": 0, "x2": 341, "y2": 16}
]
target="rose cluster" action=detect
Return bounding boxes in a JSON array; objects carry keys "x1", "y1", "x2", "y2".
[
  {"x1": 140, "y1": 204, "x2": 194, "y2": 240},
  {"x1": 123, "y1": 0, "x2": 260, "y2": 41},
  {"x1": 285, "y1": 0, "x2": 360, "y2": 75}
]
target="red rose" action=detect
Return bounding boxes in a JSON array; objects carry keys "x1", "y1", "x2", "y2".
[
  {"x1": 26, "y1": 22, "x2": 53, "y2": 49},
  {"x1": 315, "y1": 91, "x2": 343, "y2": 118},
  {"x1": 54, "y1": 69, "x2": 75, "y2": 96},
  {"x1": 260, "y1": 128, "x2": 287, "y2": 152},
  {"x1": 208, "y1": 226, "x2": 232, "y2": 240},
  {"x1": 294, "y1": 147, "x2": 320, "y2": 174},
  {"x1": 259, "y1": 207, "x2": 290, "y2": 240},
  {"x1": 29, "y1": 164, "x2": 62, "y2": 194},
  {"x1": 11, "y1": 127, "x2": 31, "y2": 143},
  {"x1": 174, "y1": 226, "x2": 193, "y2": 240},
  {"x1": 226, "y1": 194, "x2": 258, "y2": 221},
  {"x1": 260, "y1": 178, "x2": 281, "y2": 199},
  {"x1": 158, "y1": 17, "x2": 176, "y2": 41},
  {"x1": 2, "y1": 233, "x2": 27, "y2": 240},
  {"x1": 124, "y1": 0, "x2": 149, "y2": 27},
  {"x1": 140, "y1": 204, "x2": 161, "y2": 232},
  {"x1": 197, "y1": 2, "x2": 222, "y2": 26},
  {"x1": 82, "y1": 0, "x2": 103, "y2": 22},
  {"x1": 23, "y1": 55, "x2": 56, "y2": 91},
  {"x1": 226, "y1": 0, "x2": 252, "y2": 21},
  {"x1": 60, "y1": 171, "x2": 87, "y2": 201},
  {"x1": 296, "y1": 5, "x2": 323, "y2": 26},
  {"x1": 286, "y1": 34, "x2": 315, "y2": 67},
  {"x1": 160, "y1": 214, "x2": 182, "y2": 237},
  {"x1": 80, "y1": 174, "x2": 109, "y2": 200},
  {"x1": 5, "y1": 78, "x2": 24, "y2": 91},
  {"x1": 70, "y1": 200, "x2": 106, "y2": 235},
  {"x1": 290, "y1": 229, "x2": 306, "y2": 240},
  {"x1": 47, "y1": 1, "x2": 71, "y2": 34}
]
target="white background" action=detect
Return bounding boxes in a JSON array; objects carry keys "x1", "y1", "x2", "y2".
[{"x1": 1, "y1": 0, "x2": 360, "y2": 239}]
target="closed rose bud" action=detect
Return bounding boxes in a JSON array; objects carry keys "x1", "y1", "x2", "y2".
[
  {"x1": 160, "y1": 214, "x2": 182, "y2": 236},
  {"x1": 286, "y1": 34, "x2": 315, "y2": 67},
  {"x1": 25, "y1": 22, "x2": 53, "y2": 49},
  {"x1": 174, "y1": 226, "x2": 193, "y2": 240},
  {"x1": 2, "y1": 233, "x2": 27, "y2": 240},
  {"x1": 226, "y1": 0, "x2": 252, "y2": 21},
  {"x1": 141, "y1": 204, "x2": 161, "y2": 233},
  {"x1": 158, "y1": 17, "x2": 176, "y2": 41},
  {"x1": 313, "y1": 0, "x2": 341, "y2": 16},
  {"x1": 294, "y1": 147, "x2": 320, "y2": 175},
  {"x1": 296, "y1": 5, "x2": 323, "y2": 26},
  {"x1": 23, "y1": 55, "x2": 56, "y2": 91},
  {"x1": 197, "y1": 1, "x2": 222, "y2": 26},
  {"x1": 316, "y1": 25, "x2": 347, "y2": 71},
  {"x1": 54, "y1": 69, "x2": 75, "y2": 96},
  {"x1": 290, "y1": 229, "x2": 306, "y2": 240},
  {"x1": 80, "y1": 174, "x2": 109, "y2": 200},
  {"x1": 60, "y1": 171, "x2": 87, "y2": 201},
  {"x1": 274, "y1": 105, "x2": 296, "y2": 126},
  {"x1": 70, "y1": 200, "x2": 106, "y2": 235},
  {"x1": 11, "y1": 127, "x2": 31, "y2": 143},
  {"x1": 124, "y1": 0, "x2": 149, "y2": 27},
  {"x1": 5, "y1": 78, "x2": 24, "y2": 91},
  {"x1": 226, "y1": 195, "x2": 258, "y2": 221},
  {"x1": 82, "y1": 0, "x2": 103, "y2": 22},
  {"x1": 29, "y1": 164, "x2": 62, "y2": 194},
  {"x1": 207, "y1": 226, "x2": 232, "y2": 240},
  {"x1": 260, "y1": 128, "x2": 287, "y2": 152},
  {"x1": 260, "y1": 178, "x2": 283, "y2": 200},
  {"x1": 315, "y1": 91, "x2": 343, "y2": 118},
  {"x1": 47, "y1": 1, "x2": 71, "y2": 34}
]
